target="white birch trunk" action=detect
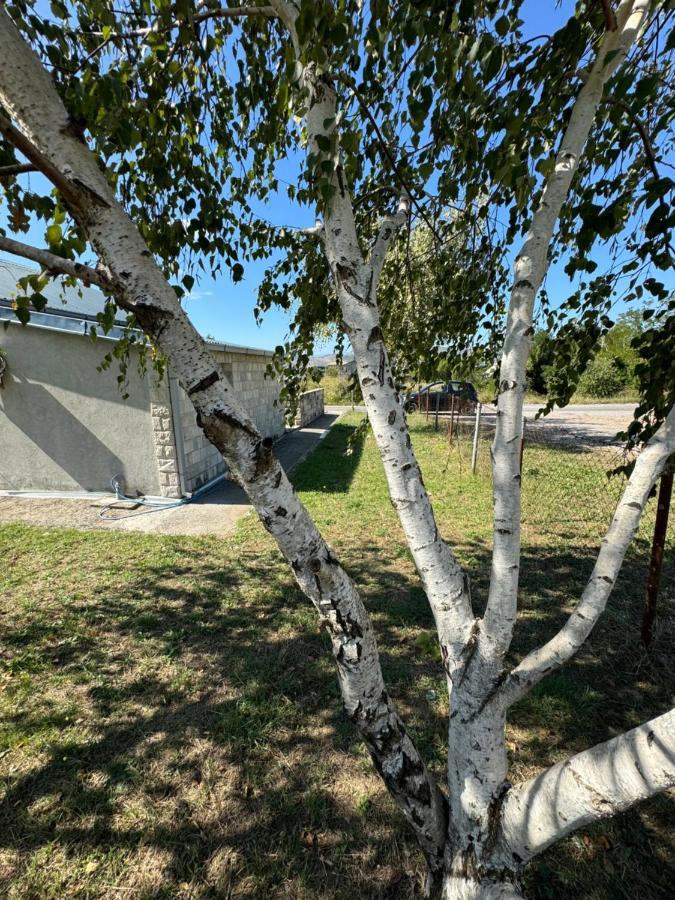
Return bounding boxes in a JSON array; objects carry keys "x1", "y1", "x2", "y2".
[
  {"x1": 496, "y1": 708, "x2": 675, "y2": 864},
  {"x1": 0, "y1": 6, "x2": 448, "y2": 873},
  {"x1": 1, "y1": 2, "x2": 672, "y2": 896},
  {"x1": 483, "y1": 0, "x2": 651, "y2": 660}
]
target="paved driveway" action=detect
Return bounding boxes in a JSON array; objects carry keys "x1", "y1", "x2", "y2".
[{"x1": 521, "y1": 402, "x2": 637, "y2": 444}]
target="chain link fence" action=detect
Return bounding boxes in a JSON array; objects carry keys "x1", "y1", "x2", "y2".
[{"x1": 444, "y1": 410, "x2": 674, "y2": 551}]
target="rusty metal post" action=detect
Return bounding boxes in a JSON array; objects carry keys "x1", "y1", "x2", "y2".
[
  {"x1": 471, "y1": 402, "x2": 482, "y2": 475},
  {"x1": 641, "y1": 465, "x2": 673, "y2": 650},
  {"x1": 434, "y1": 390, "x2": 440, "y2": 432},
  {"x1": 425, "y1": 387, "x2": 429, "y2": 420},
  {"x1": 449, "y1": 395, "x2": 457, "y2": 442}
]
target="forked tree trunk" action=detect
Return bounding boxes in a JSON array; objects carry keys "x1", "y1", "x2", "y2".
[
  {"x1": 0, "y1": 2, "x2": 673, "y2": 897},
  {"x1": 442, "y1": 875, "x2": 524, "y2": 900}
]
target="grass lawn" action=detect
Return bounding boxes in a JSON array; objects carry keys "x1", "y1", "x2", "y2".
[{"x1": 1, "y1": 414, "x2": 673, "y2": 899}]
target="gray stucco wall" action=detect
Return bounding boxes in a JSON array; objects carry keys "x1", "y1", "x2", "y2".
[
  {"x1": 171, "y1": 347, "x2": 285, "y2": 493},
  {"x1": 0, "y1": 324, "x2": 160, "y2": 494}
]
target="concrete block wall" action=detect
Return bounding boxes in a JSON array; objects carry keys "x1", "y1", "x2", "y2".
[
  {"x1": 294, "y1": 388, "x2": 324, "y2": 427},
  {"x1": 171, "y1": 348, "x2": 285, "y2": 494}
]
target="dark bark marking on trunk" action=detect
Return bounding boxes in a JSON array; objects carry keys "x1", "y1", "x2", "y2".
[
  {"x1": 336, "y1": 163, "x2": 345, "y2": 198},
  {"x1": 388, "y1": 409, "x2": 397, "y2": 425},
  {"x1": 465, "y1": 670, "x2": 508, "y2": 721},
  {"x1": 132, "y1": 300, "x2": 175, "y2": 340},
  {"x1": 187, "y1": 370, "x2": 220, "y2": 396},
  {"x1": 378, "y1": 349, "x2": 386, "y2": 386},
  {"x1": 484, "y1": 781, "x2": 511, "y2": 855},
  {"x1": 366, "y1": 267, "x2": 374, "y2": 304},
  {"x1": 499, "y1": 380, "x2": 518, "y2": 394},
  {"x1": 209, "y1": 408, "x2": 258, "y2": 439},
  {"x1": 366, "y1": 325, "x2": 384, "y2": 349},
  {"x1": 456, "y1": 619, "x2": 480, "y2": 686},
  {"x1": 71, "y1": 177, "x2": 111, "y2": 208}
]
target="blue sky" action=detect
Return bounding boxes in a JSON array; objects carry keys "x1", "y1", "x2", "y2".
[
  {"x1": 1, "y1": 0, "x2": 672, "y2": 352},
  {"x1": 183, "y1": 0, "x2": 579, "y2": 348}
]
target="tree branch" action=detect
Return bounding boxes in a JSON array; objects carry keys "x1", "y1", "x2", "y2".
[
  {"x1": 0, "y1": 235, "x2": 112, "y2": 290},
  {"x1": 369, "y1": 194, "x2": 410, "y2": 285},
  {"x1": 86, "y1": 5, "x2": 278, "y2": 40},
  {"x1": 299, "y1": 219, "x2": 324, "y2": 237},
  {"x1": 276, "y1": 0, "x2": 474, "y2": 667},
  {"x1": 0, "y1": 112, "x2": 80, "y2": 204},
  {"x1": 0, "y1": 3, "x2": 448, "y2": 875},
  {"x1": 481, "y1": 0, "x2": 652, "y2": 661},
  {"x1": 499, "y1": 405, "x2": 675, "y2": 709},
  {"x1": 606, "y1": 97, "x2": 660, "y2": 180},
  {"x1": 497, "y1": 707, "x2": 675, "y2": 863},
  {"x1": 0, "y1": 161, "x2": 36, "y2": 177},
  {"x1": 599, "y1": 0, "x2": 618, "y2": 32},
  {"x1": 334, "y1": 71, "x2": 439, "y2": 241}
]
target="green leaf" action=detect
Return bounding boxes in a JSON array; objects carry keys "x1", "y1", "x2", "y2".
[
  {"x1": 232, "y1": 262, "x2": 244, "y2": 282},
  {"x1": 46, "y1": 224, "x2": 62, "y2": 244}
]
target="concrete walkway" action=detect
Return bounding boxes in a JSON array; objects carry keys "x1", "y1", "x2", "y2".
[{"x1": 0, "y1": 412, "x2": 343, "y2": 536}]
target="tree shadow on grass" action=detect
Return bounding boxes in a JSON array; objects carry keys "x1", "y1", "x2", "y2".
[
  {"x1": 291, "y1": 418, "x2": 367, "y2": 494},
  {"x1": 0, "y1": 527, "x2": 673, "y2": 898}
]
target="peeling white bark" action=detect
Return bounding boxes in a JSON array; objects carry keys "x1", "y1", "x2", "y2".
[
  {"x1": 483, "y1": 0, "x2": 651, "y2": 660},
  {"x1": 0, "y1": 5, "x2": 447, "y2": 870},
  {"x1": 497, "y1": 707, "x2": 675, "y2": 864},
  {"x1": 2, "y1": 1, "x2": 672, "y2": 896},
  {"x1": 272, "y1": 0, "x2": 475, "y2": 673}
]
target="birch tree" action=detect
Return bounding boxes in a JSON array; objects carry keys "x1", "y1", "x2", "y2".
[{"x1": 0, "y1": 2, "x2": 674, "y2": 898}]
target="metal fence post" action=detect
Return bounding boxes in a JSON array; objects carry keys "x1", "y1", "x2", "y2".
[
  {"x1": 641, "y1": 464, "x2": 673, "y2": 650},
  {"x1": 434, "y1": 390, "x2": 440, "y2": 432},
  {"x1": 471, "y1": 402, "x2": 482, "y2": 475}
]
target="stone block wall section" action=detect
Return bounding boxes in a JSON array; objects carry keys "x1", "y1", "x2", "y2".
[
  {"x1": 171, "y1": 346, "x2": 286, "y2": 495},
  {"x1": 149, "y1": 375, "x2": 182, "y2": 499},
  {"x1": 294, "y1": 388, "x2": 324, "y2": 428}
]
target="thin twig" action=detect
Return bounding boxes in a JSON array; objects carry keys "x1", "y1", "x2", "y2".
[
  {"x1": 335, "y1": 72, "x2": 439, "y2": 240},
  {"x1": 85, "y1": 5, "x2": 278, "y2": 40},
  {"x1": 605, "y1": 97, "x2": 660, "y2": 180}
]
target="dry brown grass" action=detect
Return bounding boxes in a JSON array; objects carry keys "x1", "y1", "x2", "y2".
[{"x1": 1, "y1": 416, "x2": 673, "y2": 898}]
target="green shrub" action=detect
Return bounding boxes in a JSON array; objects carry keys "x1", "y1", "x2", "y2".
[{"x1": 577, "y1": 356, "x2": 627, "y2": 398}]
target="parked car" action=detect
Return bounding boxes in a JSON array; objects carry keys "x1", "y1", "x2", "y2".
[{"x1": 404, "y1": 380, "x2": 478, "y2": 414}]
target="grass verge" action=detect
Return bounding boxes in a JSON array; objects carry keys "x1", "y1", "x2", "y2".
[{"x1": 1, "y1": 414, "x2": 673, "y2": 898}]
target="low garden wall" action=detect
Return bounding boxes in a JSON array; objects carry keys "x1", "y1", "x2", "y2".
[{"x1": 294, "y1": 388, "x2": 324, "y2": 427}]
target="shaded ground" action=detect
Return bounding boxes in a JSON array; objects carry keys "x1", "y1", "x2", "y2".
[
  {"x1": 0, "y1": 413, "x2": 340, "y2": 536},
  {"x1": 1, "y1": 415, "x2": 673, "y2": 899}
]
